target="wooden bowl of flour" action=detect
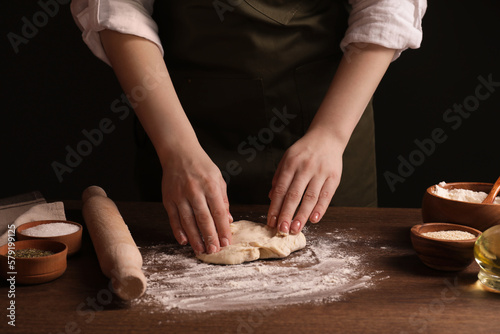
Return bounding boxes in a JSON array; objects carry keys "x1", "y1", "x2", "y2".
[{"x1": 422, "y1": 182, "x2": 500, "y2": 231}]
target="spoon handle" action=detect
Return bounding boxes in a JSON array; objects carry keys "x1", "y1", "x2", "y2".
[{"x1": 483, "y1": 176, "x2": 500, "y2": 204}]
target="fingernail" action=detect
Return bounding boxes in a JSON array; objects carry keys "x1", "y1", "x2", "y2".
[
  {"x1": 280, "y1": 221, "x2": 289, "y2": 234},
  {"x1": 311, "y1": 212, "x2": 320, "y2": 223},
  {"x1": 207, "y1": 244, "x2": 218, "y2": 254},
  {"x1": 229, "y1": 213, "x2": 234, "y2": 223},
  {"x1": 290, "y1": 220, "x2": 301, "y2": 234},
  {"x1": 220, "y1": 238, "x2": 229, "y2": 247},
  {"x1": 179, "y1": 231, "x2": 188, "y2": 245},
  {"x1": 268, "y1": 215, "x2": 277, "y2": 227}
]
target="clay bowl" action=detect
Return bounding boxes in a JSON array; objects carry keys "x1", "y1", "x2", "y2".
[
  {"x1": 16, "y1": 220, "x2": 82, "y2": 256},
  {"x1": 422, "y1": 182, "x2": 500, "y2": 231},
  {"x1": 411, "y1": 222, "x2": 482, "y2": 271},
  {"x1": 0, "y1": 239, "x2": 67, "y2": 284}
]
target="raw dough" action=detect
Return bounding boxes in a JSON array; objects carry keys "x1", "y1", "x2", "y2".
[{"x1": 197, "y1": 220, "x2": 307, "y2": 265}]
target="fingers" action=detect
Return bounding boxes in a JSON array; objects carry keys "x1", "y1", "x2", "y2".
[
  {"x1": 267, "y1": 162, "x2": 294, "y2": 230},
  {"x1": 274, "y1": 174, "x2": 310, "y2": 235},
  {"x1": 164, "y1": 201, "x2": 188, "y2": 246},
  {"x1": 177, "y1": 200, "x2": 210, "y2": 255},
  {"x1": 218, "y1": 178, "x2": 233, "y2": 244},
  {"x1": 267, "y1": 147, "x2": 340, "y2": 235},
  {"x1": 205, "y1": 177, "x2": 232, "y2": 248},
  {"x1": 160, "y1": 145, "x2": 233, "y2": 255},
  {"x1": 288, "y1": 177, "x2": 324, "y2": 234},
  {"x1": 269, "y1": 174, "x2": 336, "y2": 235},
  {"x1": 164, "y1": 176, "x2": 232, "y2": 255},
  {"x1": 309, "y1": 177, "x2": 337, "y2": 224}
]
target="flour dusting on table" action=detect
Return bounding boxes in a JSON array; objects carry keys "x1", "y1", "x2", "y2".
[{"x1": 134, "y1": 229, "x2": 382, "y2": 312}]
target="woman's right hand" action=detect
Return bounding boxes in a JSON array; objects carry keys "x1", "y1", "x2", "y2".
[
  {"x1": 99, "y1": 30, "x2": 232, "y2": 254},
  {"x1": 160, "y1": 143, "x2": 233, "y2": 255}
]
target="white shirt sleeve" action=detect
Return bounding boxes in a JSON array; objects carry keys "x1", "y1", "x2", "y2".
[
  {"x1": 70, "y1": 0, "x2": 163, "y2": 66},
  {"x1": 341, "y1": 0, "x2": 427, "y2": 61}
]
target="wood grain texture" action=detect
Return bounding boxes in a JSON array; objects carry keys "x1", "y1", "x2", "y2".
[{"x1": 2, "y1": 203, "x2": 500, "y2": 334}]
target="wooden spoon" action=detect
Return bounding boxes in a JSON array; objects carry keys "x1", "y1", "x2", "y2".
[{"x1": 482, "y1": 176, "x2": 500, "y2": 204}]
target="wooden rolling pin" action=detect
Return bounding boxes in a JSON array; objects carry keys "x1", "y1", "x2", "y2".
[{"x1": 82, "y1": 185, "x2": 146, "y2": 301}]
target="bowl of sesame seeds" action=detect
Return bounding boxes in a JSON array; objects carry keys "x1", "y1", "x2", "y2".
[
  {"x1": 0, "y1": 239, "x2": 67, "y2": 284},
  {"x1": 411, "y1": 222, "x2": 482, "y2": 271}
]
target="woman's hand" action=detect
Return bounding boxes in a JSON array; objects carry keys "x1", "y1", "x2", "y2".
[
  {"x1": 99, "y1": 30, "x2": 234, "y2": 255},
  {"x1": 267, "y1": 128, "x2": 343, "y2": 235},
  {"x1": 161, "y1": 143, "x2": 233, "y2": 255},
  {"x1": 266, "y1": 43, "x2": 395, "y2": 234}
]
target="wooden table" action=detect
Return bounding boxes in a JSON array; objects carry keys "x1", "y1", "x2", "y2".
[{"x1": 1, "y1": 203, "x2": 499, "y2": 334}]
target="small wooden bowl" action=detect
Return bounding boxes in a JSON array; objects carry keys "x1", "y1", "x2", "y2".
[
  {"x1": 411, "y1": 223, "x2": 482, "y2": 271},
  {"x1": 16, "y1": 220, "x2": 82, "y2": 256},
  {"x1": 0, "y1": 240, "x2": 67, "y2": 284},
  {"x1": 422, "y1": 182, "x2": 500, "y2": 231}
]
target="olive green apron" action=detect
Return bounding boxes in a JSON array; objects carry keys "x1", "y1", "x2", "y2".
[{"x1": 135, "y1": 0, "x2": 377, "y2": 207}]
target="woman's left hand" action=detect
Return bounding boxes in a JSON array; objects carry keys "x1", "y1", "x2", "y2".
[
  {"x1": 267, "y1": 128, "x2": 344, "y2": 235},
  {"x1": 266, "y1": 43, "x2": 396, "y2": 235}
]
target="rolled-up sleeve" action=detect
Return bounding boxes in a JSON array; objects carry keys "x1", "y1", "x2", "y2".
[
  {"x1": 70, "y1": 0, "x2": 163, "y2": 66},
  {"x1": 340, "y1": 0, "x2": 427, "y2": 61}
]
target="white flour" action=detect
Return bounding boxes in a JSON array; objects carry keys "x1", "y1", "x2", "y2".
[
  {"x1": 134, "y1": 229, "x2": 382, "y2": 312},
  {"x1": 434, "y1": 181, "x2": 500, "y2": 204}
]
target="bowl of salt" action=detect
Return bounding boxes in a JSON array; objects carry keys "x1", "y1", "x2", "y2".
[
  {"x1": 16, "y1": 220, "x2": 82, "y2": 256},
  {"x1": 411, "y1": 222, "x2": 482, "y2": 271}
]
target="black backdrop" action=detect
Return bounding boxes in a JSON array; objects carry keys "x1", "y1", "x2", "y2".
[{"x1": 1, "y1": 1, "x2": 499, "y2": 207}]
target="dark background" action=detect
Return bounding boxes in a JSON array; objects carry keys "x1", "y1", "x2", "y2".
[{"x1": 1, "y1": 1, "x2": 499, "y2": 207}]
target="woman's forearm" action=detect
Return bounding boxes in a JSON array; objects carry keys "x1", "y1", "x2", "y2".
[
  {"x1": 267, "y1": 43, "x2": 396, "y2": 233},
  {"x1": 99, "y1": 29, "x2": 198, "y2": 165},
  {"x1": 99, "y1": 29, "x2": 233, "y2": 254},
  {"x1": 308, "y1": 43, "x2": 396, "y2": 147}
]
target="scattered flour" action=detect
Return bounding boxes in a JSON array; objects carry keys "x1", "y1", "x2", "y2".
[
  {"x1": 134, "y1": 230, "x2": 383, "y2": 312},
  {"x1": 433, "y1": 181, "x2": 500, "y2": 204}
]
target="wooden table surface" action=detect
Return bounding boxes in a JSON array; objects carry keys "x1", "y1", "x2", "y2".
[{"x1": 1, "y1": 202, "x2": 499, "y2": 334}]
